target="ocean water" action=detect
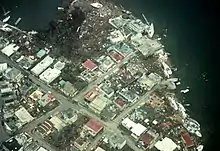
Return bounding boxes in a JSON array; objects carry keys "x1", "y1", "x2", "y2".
[{"x1": 0, "y1": 0, "x2": 217, "y2": 149}]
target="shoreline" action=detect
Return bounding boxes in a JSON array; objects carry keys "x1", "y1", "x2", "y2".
[{"x1": 0, "y1": 0, "x2": 206, "y2": 150}]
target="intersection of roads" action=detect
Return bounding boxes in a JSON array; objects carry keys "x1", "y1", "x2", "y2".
[{"x1": 0, "y1": 51, "x2": 158, "y2": 151}]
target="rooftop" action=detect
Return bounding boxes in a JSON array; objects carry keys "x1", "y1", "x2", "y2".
[
  {"x1": 0, "y1": 62, "x2": 7, "y2": 73},
  {"x1": 140, "y1": 133, "x2": 153, "y2": 146},
  {"x1": 38, "y1": 92, "x2": 55, "y2": 107},
  {"x1": 82, "y1": 59, "x2": 97, "y2": 70},
  {"x1": 36, "y1": 49, "x2": 46, "y2": 58},
  {"x1": 29, "y1": 90, "x2": 44, "y2": 101},
  {"x1": 49, "y1": 116, "x2": 66, "y2": 131},
  {"x1": 39, "y1": 67, "x2": 61, "y2": 84},
  {"x1": 154, "y1": 137, "x2": 177, "y2": 151},
  {"x1": 15, "y1": 106, "x2": 34, "y2": 124},
  {"x1": 54, "y1": 61, "x2": 65, "y2": 70},
  {"x1": 85, "y1": 118, "x2": 104, "y2": 133},
  {"x1": 31, "y1": 55, "x2": 54, "y2": 76},
  {"x1": 131, "y1": 123, "x2": 147, "y2": 137},
  {"x1": 97, "y1": 56, "x2": 115, "y2": 72},
  {"x1": 63, "y1": 81, "x2": 77, "y2": 96},
  {"x1": 89, "y1": 96, "x2": 108, "y2": 114},
  {"x1": 84, "y1": 87, "x2": 99, "y2": 102},
  {"x1": 5, "y1": 67, "x2": 22, "y2": 81},
  {"x1": 1, "y1": 43, "x2": 18, "y2": 56},
  {"x1": 37, "y1": 147, "x2": 48, "y2": 151},
  {"x1": 95, "y1": 147, "x2": 105, "y2": 151},
  {"x1": 181, "y1": 131, "x2": 193, "y2": 148},
  {"x1": 109, "y1": 50, "x2": 124, "y2": 63},
  {"x1": 115, "y1": 97, "x2": 126, "y2": 108},
  {"x1": 2, "y1": 137, "x2": 22, "y2": 151}
]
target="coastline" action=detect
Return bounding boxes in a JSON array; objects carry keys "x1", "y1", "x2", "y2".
[{"x1": 0, "y1": 0, "x2": 215, "y2": 150}]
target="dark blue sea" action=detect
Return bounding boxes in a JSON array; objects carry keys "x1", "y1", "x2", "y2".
[{"x1": 0, "y1": 0, "x2": 217, "y2": 149}]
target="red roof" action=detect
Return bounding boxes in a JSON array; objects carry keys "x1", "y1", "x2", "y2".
[
  {"x1": 109, "y1": 51, "x2": 124, "y2": 63},
  {"x1": 85, "y1": 119, "x2": 103, "y2": 133},
  {"x1": 82, "y1": 59, "x2": 97, "y2": 70},
  {"x1": 84, "y1": 87, "x2": 99, "y2": 102},
  {"x1": 140, "y1": 133, "x2": 152, "y2": 146},
  {"x1": 181, "y1": 132, "x2": 193, "y2": 147},
  {"x1": 115, "y1": 98, "x2": 126, "y2": 107}
]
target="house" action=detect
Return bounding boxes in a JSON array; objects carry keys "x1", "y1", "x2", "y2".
[
  {"x1": 54, "y1": 61, "x2": 65, "y2": 70},
  {"x1": 119, "y1": 88, "x2": 138, "y2": 103},
  {"x1": 109, "y1": 50, "x2": 124, "y2": 63},
  {"x1": 31, "y1": 55, "x2": 54, "y2": 76},
  {"x1": 24, "y1": 141, "x2": 40, "y2": 151},
  {"x1": 95, "y1": 147, "x2": 105, "y2": 151},
  {"x1": 97, "y1": 56, "x2": 115, "y2": 72},
  {"x1": 63, "y1": 81, "x2": 77, "y2": 97},
  {"x1": 89, "y1": 96, "x2": 108, "y2": 114},
  {"x1": 2, "y1": 137, "x2": 23, "y2": 151},
  {"x1": 84, "y1": 87, "x2": 99, "y2": 102},
  {"x1": 5, "y1": 67, "x2": 23, "y2": 82},
  {"x1": 114, "y1": 97, "x2": 126, "y2": 109},
  {"x1": 121, "y1": 117, "x2": 147, "y2": 139},
  {"x1": 36, "y1": 49, "x2": 46, "y2": 58},
  {"x1": 98, "y1": 83, "x2": 114, "y2": 98},
  {"x1": 140, "y1": 133, "x2": 153, "y2": 148},
  {"x1": 108, "y1": 30, "x2": 125, "y2": 44},
  {"x1": 82, "y1": 59, "x2": 97, "y2": 71},
  {"x1": 37, "y1": 147, "x2": 48, "y2": 151},
  {"x1": 2, "y1": 133, "x2": 30, "y2": 151},
  {"x1": 58, "y1": 108, "x2": 78, "y2": 125},
  {"x1": 15, "y1": 107, "x2": 34, "y2": 124},
  {"x1": 74, "y1": 137, "x2": 89, "y2": 151},
  {"x1": 109, "y1": 133, "x2": 126, "y2": 149},
  {"x1": 29, "y1": 90, "x2": 44, "y2": 101},
  {"x1": 39, "y1": 68, "x2": 61, "y2": 84},
  {"x1": 181, "y1": 131, "x2": 193, "y2": 148},
  {"x1": 49, "y1": 116, "x2": 66, "y2": 131},
  {"x1": 154, "y1": 137, "x2": 177, "y2": 151},
  {"x1": 1, "y1": 44, "x2": 19, "y2": 57},
  {"x1": 36, "y1": 120, "x2": 54, "y2": 136},
  {"x1": 107, "y1": 42, "x2": 133, "y2": 57},
  {"x1": 84, "y1": 119, "x2": 104, "y2": 137},
  {"x1": 37, "y1": 92, "x2": 55, "y2": 107},
  {"x1": 0, "y1": 63, "x2": 7, "y2": 73},
  {"x1": 131, "y1": 33, "x2": 162, "y2": 56},
  {"x1": 139, "y1": 129, "x2": 159, "y2": 149}
]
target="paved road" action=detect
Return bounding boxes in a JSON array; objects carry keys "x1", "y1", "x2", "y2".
[{"x1": 0, "y1": 52, "x2": 149, "y2": 151}]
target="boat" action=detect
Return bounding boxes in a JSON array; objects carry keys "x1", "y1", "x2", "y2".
[
  {"x1": 162, "y1": 62, "x2": 172, "y2": 78},
  {"x1": 90, "y1": 2, "x2": 103, "y2": 8},
  {"x1": 147, "y1": 23, "x2": 155, "y2": 38},
  {"x1": 176, "y1": 82, "x2": 181, "y2": 85},
  {"x1": 168, "y1": 96, "x2": 178, "y2": 110},
  {"x1": 141, "y1": 14, "x2": 150, "y2": 25},
  {"x1": 2, "y1": 16, "x2": 10, "y2": 23},
  {"x1": 197, "y1": 145, "x2": 204, "y2": 151},
  {"x1": 15, "y1": 18, "x2": 22, "y2": 25},
  {"x1": 181, "y1": 88, "x2": 189, "y2": 94},
  {"x1": 195, "y1": 130, "x2": 202, "y2": 137},
  {"x1": 4, "y1": 11, "x2": 11, "y2": 16}
]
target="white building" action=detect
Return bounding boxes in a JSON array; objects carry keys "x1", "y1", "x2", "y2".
[
  {"x1": 109, "y1": 133, "x2": 126, "y2": 149},
  {"x1": 1, "y1": 44, "x2": 19, "y2": 57},
  {"x1": 39, "y1": 68, "x2": 61, "y2": 84},
  {"x1": 54, "y1": 61, "x2": 65, "y2": 70},
  {"x1": 15, "y1": 107, "x2": 34, "y2": 124},
  {"x1": 0, "y1": 63, "x2": 7, "y2": 73},
  {"x1": 154, "y1": 137, "x2": 177, "y2": 151},
  {"x1": 108, "y1": 30, "x2": 125, "y2": 44},
  {"x1": 31, "y1": 55, "x2": 54, "y2": 76},
  {"x1": 121, "y1": 117, "x2": 147, "y2": 138}
]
